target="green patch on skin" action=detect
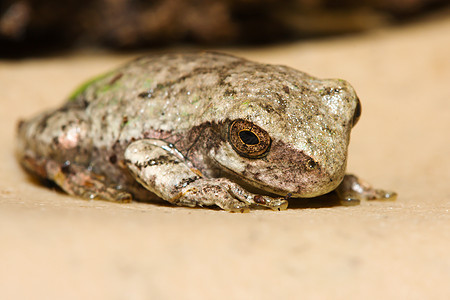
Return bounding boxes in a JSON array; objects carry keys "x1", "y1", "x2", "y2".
[
  {"x1": 69, "y1": 71, "x2": 112, "y2": 101},
  {"x1": 98, "y1": 81, "x2": 121, "y2": 94}
]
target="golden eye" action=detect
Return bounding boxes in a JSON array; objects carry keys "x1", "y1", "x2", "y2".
[{"x1": 229, "y1": 119, "x2": 271, "y2": 158}]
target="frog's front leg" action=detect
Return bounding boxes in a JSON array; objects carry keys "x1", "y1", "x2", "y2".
[
  {"x1": 124, "y1": 139, "x2": 288, "y2": 212},
  {"x1": 336, "y1": 174, "x2": 397, "y2": 206}
]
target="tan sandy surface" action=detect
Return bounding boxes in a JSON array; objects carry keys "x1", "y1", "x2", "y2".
[{"x1": 1, "y1": 14, "x2": 450, "y2": 300}]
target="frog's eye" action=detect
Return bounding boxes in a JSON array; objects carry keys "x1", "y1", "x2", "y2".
[
  {"x1": 229, "y1": 119, "x2": 271, "y2": 159},
  {"x1": 352, "y1": 98, "x2": 361, "y2": 127}
]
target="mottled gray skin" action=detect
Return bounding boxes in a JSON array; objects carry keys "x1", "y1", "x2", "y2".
[{"x1": 17, "y1": 52, "x2": 395, "y2": 211}]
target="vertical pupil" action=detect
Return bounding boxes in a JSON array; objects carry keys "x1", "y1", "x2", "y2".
[{"x1": 239, "y1": 130, "x2": 259, "y2": 145}]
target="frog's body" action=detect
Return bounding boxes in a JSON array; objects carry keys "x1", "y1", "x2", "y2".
[{"x1": 17, "y1": 52, "x2": 395, "y2": 211}]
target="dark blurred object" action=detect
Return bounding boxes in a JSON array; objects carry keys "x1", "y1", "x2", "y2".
[{"x1": 1, "y1": 0, "x2": 448, "y2": 57}]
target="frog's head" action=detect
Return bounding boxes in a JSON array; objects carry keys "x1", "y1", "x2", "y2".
[{"x1": 210, "y1": 75, "x2": 361, "y2": 198}]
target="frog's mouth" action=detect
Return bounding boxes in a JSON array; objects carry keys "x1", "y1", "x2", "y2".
[
  {"x1": 210, "y1": 154, "x2": 314, "y2": 198},
  {"x1": 220, "y1": 163, "x2": 342, "y2": 199},
  {"x1": 210, "y1": 139, "x2": 345, "y2": 198},
  {"x1": 213, "y1": 160, "x2": 292, "y2": 198}
]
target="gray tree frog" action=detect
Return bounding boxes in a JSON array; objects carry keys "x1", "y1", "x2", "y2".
[{"x1": 16, "y1": 52, "x2": 396, "y2": 212}]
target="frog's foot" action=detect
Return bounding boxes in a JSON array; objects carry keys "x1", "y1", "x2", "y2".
[
  {"x1": 171, "y1": 178, "x2": 288, "y2": 212},
  {"x1": 125, "y1": 139, "x2": 288, "y2": 212},
  {"x1": 336, "y1": 174, "x2": 397, "y2": 206},
  {"x1": 170, "y1": 178, "x2": 250, "y2": 212},
  {"x1": 45, "y1": 160, "x2": 133, "y2": 203}
]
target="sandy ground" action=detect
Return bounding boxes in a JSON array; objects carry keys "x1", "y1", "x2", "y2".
[{"x1": 1, "y1": 14, "x2": 450, "y2": 300}]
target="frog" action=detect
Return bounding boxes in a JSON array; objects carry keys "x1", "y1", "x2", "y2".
[{"x1": 16, "y1": 52, "x2": 396, "y2": 212}]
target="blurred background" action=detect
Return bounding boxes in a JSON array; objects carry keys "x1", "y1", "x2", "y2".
[
  {"x1": 1, "y1": 1, "x2": 450, "y2": 299},
  {"x1": 1, "y1": 0, "x2": 449, "y2": 57}
]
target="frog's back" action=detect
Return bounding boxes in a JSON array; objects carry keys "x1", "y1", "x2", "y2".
[
  {"x1": 18, "y1": 51, "x2": 354, "y2": 172},
  {"x1": 66, "y1": 52, "x2": 252, "y2": 147},
  {"x1": 15, "y1": 52, "x2": 247, "y2": 172}
]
